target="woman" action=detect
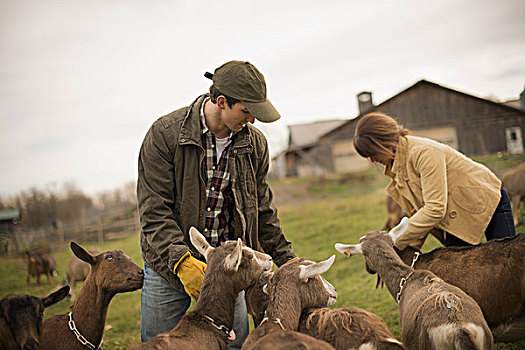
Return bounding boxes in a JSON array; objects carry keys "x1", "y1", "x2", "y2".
[{"x1": 354, "y1": 112, "x2": 515, "y2": 249}]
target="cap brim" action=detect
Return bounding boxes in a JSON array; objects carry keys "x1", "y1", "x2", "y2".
[{"x1": 242, "y1": 99, "x2": 281, "y2": 123}]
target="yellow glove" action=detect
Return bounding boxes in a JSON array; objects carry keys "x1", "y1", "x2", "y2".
[
  {"x1": 285, "y1": 257, "x2": 299, "y2": 264},
  {"x1": 174, "y1": 252, "x2": 207, "y2": 301}
]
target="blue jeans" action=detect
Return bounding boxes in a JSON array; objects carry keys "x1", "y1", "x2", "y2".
[
  {"x1": 445, "y1": 187, "x2": 516, "y2": 247},
  {"x1": 140, "y1": 265, "x2": 248, "y2": 349}
]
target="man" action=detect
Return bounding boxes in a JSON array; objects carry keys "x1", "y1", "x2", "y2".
[{"x1": 137, "y1": 60, "x2": 296, "y2": 348}]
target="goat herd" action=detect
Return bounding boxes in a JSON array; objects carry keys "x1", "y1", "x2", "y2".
[{"x1": 1, "y1": 219, "x2": 524, "y2": 349}]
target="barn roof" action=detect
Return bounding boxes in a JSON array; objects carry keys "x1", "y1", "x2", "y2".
[
  {"x1": 320, "y1": 79, "x2": 525, "y2": 140},
  {"x1": 288, "y1": 119, "x2": 346, "y2": 149}
]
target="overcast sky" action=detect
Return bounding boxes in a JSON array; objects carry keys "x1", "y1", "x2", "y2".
[{"x1": 1, "y1": 0, "x2": 524, "y2": 198}]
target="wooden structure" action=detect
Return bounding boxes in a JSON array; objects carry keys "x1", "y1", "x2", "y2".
[
  {"x1": 321, "y1": 80, "x2": 525, "y2": 173},
  {"x1": 0, "y1": 208, "x2": 21, "y2": 253}
]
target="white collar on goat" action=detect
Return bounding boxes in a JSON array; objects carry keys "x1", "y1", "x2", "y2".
[
  {"x1": 395, "y1": 271, "x2": 414, "y2": 304},
  {"x1": 260, "y1": 316, "x2": 285, "y2": 330},
  {"x1": 202, "y1": 314, "x2": 235, "y2": 340},
  {"x1": 410, "y1": 251, "x2": 421, "y2": 268},
  {"x1": 67, "y1": 312, "x2": 102, "y2": 350}
]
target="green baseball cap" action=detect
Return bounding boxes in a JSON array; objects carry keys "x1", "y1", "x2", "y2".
[{"x1": 205, "y1": 61, "x2": 281, "y2": 123}]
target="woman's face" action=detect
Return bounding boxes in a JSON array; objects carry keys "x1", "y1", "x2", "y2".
[{"x1": 369, "y1": 153, "x2": 393, "y2": 166}]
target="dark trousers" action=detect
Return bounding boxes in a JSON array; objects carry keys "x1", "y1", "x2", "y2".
[{"x1": 445, "y1": 187, "x2": 516, "y2": 247}]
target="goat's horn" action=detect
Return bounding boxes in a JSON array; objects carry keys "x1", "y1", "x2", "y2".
[
  {"x1": 298, "y1": 255, "x2": 335, "y2": 280},
  {"x1": 334, "y1": 243, "x2": 363, "y2": 256},
  {"x1": 224, "y1": 238, "x2": 243, "y2": 272},
  {"x1": 388, "y1": 217, "x2": 409, "y2": 243}
]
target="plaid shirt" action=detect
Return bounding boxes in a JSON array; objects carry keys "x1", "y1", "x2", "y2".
[{"x1": 200, "y1": 100, "x2": 235, "y2": 246}]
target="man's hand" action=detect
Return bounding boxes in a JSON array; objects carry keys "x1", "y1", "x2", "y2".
[{"x1": 174, "y1": 252, "x2": 207, "y2": 300}]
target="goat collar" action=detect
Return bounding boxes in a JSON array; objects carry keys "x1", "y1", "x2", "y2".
[
  {"x1": 67, "y1": 312, "x2": 103, "y2": 350},
  {"x1": 260, "y1": 316, "x2": 285, "y2": 330},
  {"x1": 410, "y1": 252, "x2": 421, "y2": 268},
  {"x1": 202, "y1": 314, "x2": 234, "y2": 339},
  {"x1": 395, "y1": 271, "x2": 414, "y2": 304}
]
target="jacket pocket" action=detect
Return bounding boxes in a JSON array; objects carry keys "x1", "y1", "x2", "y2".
[{"x1": 450, "y1": 186, "x2": 486, "y2": 214}]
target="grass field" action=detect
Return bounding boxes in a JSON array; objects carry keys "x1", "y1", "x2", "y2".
[{"x1": 1, "y1": 154, "x2": 524, "y2": 349}]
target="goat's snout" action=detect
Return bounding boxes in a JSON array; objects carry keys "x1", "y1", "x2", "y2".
[
  {"x1": 138, "y1": 269, "x2": 144, "y2": 276},
  {"x1": 23, "y1": 338, "x2": 39, "y2": 350}
]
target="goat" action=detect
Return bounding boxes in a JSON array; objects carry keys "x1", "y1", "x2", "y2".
[
  {"x1": 245, "y1": 267, "x2": 405, "y2": 349},
  {"x1": 26, "y1": 250, "x2": 57, "y2": 286},
  {"x1": 40, "y1": 242, "x2": 143, "y2": 350},
  {"x1": 393, "y1": 233, "x2": 525, "y2": 342},
  {"x1": 335, "y1": 218, "x2": 494, "y2": 350},
  {"x1": 129, "y1": 227, "x2": 274, "y2": 350},
  {"x1": 0, "y1": 286, "x2": 69, "y2": 350},
  {"x1": 383, "y1": 195, "x2": 404, "y2": 231},
  {"x1": 62, "y1": 248, "x2": 101, "y2": 301},
  {"x1": 502, "y1": 161, "x2": 525, "y2": 226},
  {"x1": 242, "y1": 257, "x2": 337, "y2": 350}
]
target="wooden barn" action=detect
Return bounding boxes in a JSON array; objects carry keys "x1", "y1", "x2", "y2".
[
  {"x1": 270, "y1": 120, "x2": 345, "y2": 178},
  {"x1": 320, "y1": 80, "x2": 525, "y2": 173}
]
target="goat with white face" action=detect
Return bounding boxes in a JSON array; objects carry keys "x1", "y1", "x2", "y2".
[
  {"x1": 335, "y1": 218, "x2": 494, "y2": 350},
  {"x1": 131, "y1": 227, "x2": 273, "y2": 350},
  {"x1": 242, "y1": 256, "x2": 337, "y2": 350}
]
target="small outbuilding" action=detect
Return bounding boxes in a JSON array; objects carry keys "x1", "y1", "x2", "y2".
[{"x1": 0, "y1": 208, "x2": 21, "y2": 254}]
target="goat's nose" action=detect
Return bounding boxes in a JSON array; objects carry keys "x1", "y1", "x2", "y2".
[
  {"x1": 138, "y1": 269, "x2": 144, "y2": 275},
  {"x1": 23, "y1": 338, "x2": 39, "y2": 350}
]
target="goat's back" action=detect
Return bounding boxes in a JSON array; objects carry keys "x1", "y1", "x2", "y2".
[
  {"x1": 131, "y1": 313, "x2": 227, "y2": 350},
  {"x1": 243, "y1": 329, "x2": 335, "y2": 350},
  {"x1": 502, "y1": 162, "x2": 525, "y2": 197},
  {"x1": 400, "y1": 272, "x2": 493, "y2": 350},
  {"x1": 299, "y1": 308, "x2": 405, "y2": 350},
  {"x1": 409, "y1": 234, "x2": 525, "y2": 332}
]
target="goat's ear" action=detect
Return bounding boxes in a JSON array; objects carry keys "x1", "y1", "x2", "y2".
[
  {"x1": 388, "y1": 217, "x2": 409, "y2": 242},
  {"x1": 335, "y1": 243, "x2": 363, "y2": 256},
  {"x1": 224, "y1": 238, "x2": 243, "y2": 272},
  {"x1": 71, "y1": 242, "x2": 96, "y2": 265},
  {"x1": 41, "y1": 286, "x2": 70, "y2": 308},
  {"x1": 298, "y1": 255, "x2": 335, "y2": 280},
  {"x1": 189, "y1": 227, "x2": 213, "y2": 259}
]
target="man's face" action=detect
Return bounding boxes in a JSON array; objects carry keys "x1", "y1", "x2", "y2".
[{"x1": 221, "y1": 101, "x2": 256, "y2": 132}]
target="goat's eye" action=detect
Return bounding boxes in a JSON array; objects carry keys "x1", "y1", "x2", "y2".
[{"x1": 105, "y1": 255, "x2": 113, "y2": 260}]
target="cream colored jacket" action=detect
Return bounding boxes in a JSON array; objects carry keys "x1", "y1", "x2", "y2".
[{"x1": 386, "y1": 136, "x2": 501, "y2": 250}]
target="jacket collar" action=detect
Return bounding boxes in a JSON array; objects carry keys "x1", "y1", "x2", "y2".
[
  {"x1": 386, "y1": 136, "x2": 409, "y2": 187},
  {"x1": 179, "y1": 94, "x2": 207, "y2": 145}
]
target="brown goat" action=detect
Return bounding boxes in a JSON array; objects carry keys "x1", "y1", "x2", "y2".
[
  {"x1": 335, "y1": 219, "x2": 494, "y2": 350},
  {"x1": 242, "y1": 257, "x2": 337, "y2": 350},
  {"x1": 40, "y1": 242, "x2": 143, "y2": 350},
  {"x1": 0, "y1": 286, "x2": 69, "y2": 350},
  {"x1": 383, "y1": 195, "x2": 405, "y2": 231},
  {"x1": 26, "y1": 250, "x2": 57, "y2": 286},
  {"x1": 393, "y1": 234, "x2": 525, "y2": 342},
  {"x1": 245, "y1": 269, "x2": 405, "y2": 349},
  {"x1": 62, "y1": 248, "x2": 101, "y2": 301},
  {"x1": 130, "y1": 227, "x2": 273, "y2": 350},
  {"x1": 502, "y1": 162, "x2": 525, "y2": 226}
]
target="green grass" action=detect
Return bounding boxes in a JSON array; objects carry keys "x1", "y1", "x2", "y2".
[
  {"x1": 0, "y1": 234, "x2": 143, "y2": 349},
  {"x1": 1, "y1": 156, "x2": 524, "y2": 349}
]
